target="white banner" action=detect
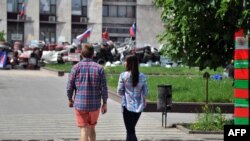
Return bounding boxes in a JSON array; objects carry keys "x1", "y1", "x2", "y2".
[
  {"x1": 68, "y1": 53, "x2": 80, "y2": 62},
  {"x1": 11, "y1": 33, "x2": 23, "y2": 40}
]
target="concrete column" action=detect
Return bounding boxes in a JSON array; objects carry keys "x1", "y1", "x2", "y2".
[
  {"x1": 88, "y1": 0, "x2": 103, "y2": 43},
  {"x1": 136, "y1": 0, "x2": 164, "y2": 48},
  {"x1": 0, "y1": 0, "x2": 7, "y2": 40},
  {"x1": 24, "y1": 0, "x2": 40, "y2": 45},
  {"x1": 57, "y1": 0, "x2": 72, "y2": 43}
]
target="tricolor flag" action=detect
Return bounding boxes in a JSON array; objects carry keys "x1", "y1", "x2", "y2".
[
  {"x1": 76, "y1": 28, "x2": 92, "y2": 42},
  {"x1": 19, "y1": 3, "x2": 25, "y2": 17},
  {"x1": 129, "y1": 22, "x2": 136, "y2": 37}
]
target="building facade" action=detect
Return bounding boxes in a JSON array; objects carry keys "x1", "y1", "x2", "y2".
[{"x1": 0, "y1": 0, "x2": 164, "y2": 48}]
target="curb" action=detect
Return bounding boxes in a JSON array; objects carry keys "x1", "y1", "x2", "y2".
[
  {"x1": 0, "y1": 139, "x2": 206, "y2": 141},
  {"x1": 108, "y1": 89, "x2": 233, "y2": 113},
  {"x1": 173, "y1": 124, "x2": 223, "y2": 134},
  {"x1": 146, "y1": 102, "x2": 233, "y2": 113},
  {"x1": 41, "y1": 67, "x2": 66, "y2": 77}
]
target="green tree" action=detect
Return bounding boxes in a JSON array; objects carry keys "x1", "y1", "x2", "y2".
[
  {"x1": 0, "y1": 31, "x2": 5, "y2": 42},
  {"x1": 154, "y1": 0, "x2": 250, "y2": 70}
]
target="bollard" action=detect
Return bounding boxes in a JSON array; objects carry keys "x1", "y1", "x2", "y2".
[
  {"x1": 58, "y1": 71, "x2": 64, "y2": 77},
  {"x1": 203, "y1": 72, "x2": 210, "y2": 105}
]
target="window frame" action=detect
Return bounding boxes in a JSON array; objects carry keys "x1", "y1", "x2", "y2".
[
  {"x1": 40, "y1": 0, "x2": 57, "y2": 15},
  {"x1": 39, "y1": 24, "x2": 57, "y2": 43},
  {"x1": 103, "y1": 5, "x2": 136, "y2": 18},
  {"x1": 72, "y1": 0, "x2": 88, "y2": 16},
  {"x1": 7, "y1": 0, "x2": 24, "y2": 13}
]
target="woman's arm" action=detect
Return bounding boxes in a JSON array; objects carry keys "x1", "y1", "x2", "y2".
[
  {"x1": 117, "y1": 73, "x2": 125, "y2": 96},
  {"x1": 142, "y1": 75, "x2": 149, "y2": 96}
]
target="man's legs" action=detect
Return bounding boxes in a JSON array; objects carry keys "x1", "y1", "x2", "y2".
[
  {"x1": 88, "y1": 127, "x2": 96, "y2": 141},
  {"x1": 80, "y1": 127, "x2": 95, "y2": 141},
  {"x1": 75, "y1": 109, "x2": 100, "y2": 141},
  {"x1": 80, "y1": 127, "x2": 89, "y2": 141}
]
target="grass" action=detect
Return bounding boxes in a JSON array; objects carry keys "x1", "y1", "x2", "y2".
[
  {"x1": 45, "y1": 63, "x2": 224, "y2": 75},
  {"x1": 45, "y1": 63, "x2": 234, "y2": 102},
  {"x1": 45, "y1": 63, "x2": 73, "y2": 72},
  {"x1": 105, "y1": 65, "x2": 224, "y2": 76},
  {"x1": 107, "y1": 74, "x2": 233, "y2": 103}
]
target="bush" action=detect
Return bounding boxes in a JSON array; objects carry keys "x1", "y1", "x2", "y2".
[
  {"x1": 0, "y1": 31, "x2": 5, "y2": 41},
  {"x1": 189, "y1": 105, "x2": 233, "y2": 131}
]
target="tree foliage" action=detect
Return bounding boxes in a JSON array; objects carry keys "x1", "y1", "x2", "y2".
[
  {"x1": 0, "y1": 31, "x2": 5, "y2": 42},
  {"x1": 154, "y1": 0, "x2": 250, "y2": 70}
]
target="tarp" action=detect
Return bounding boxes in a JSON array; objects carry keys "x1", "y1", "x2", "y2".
[
  {"x1": 41, "y1": 51, "x2": 59, "y2": 64},
  {"x1": 0, "y1": 51, "x2": 7, "y2": 68}
]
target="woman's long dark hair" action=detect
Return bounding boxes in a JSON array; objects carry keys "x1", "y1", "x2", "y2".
[{"x1": 125, "y1": 54, "x2": 139, "y2": 87}]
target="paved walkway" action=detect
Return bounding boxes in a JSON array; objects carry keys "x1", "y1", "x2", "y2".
[
  {"x1": 0, "y1": 108, "x2": 224, "y2": 141},
  {"x1": 0, "y1": 69, "x2": 226, "y2": 141}
]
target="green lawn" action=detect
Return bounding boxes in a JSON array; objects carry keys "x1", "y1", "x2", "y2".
[
  {"x1": 107, "y1": 74, "x2": 233, "y2": 103},
  {"x1": 45, "y1": 63, "x2": 233, "y2": 103},
  {"x1": 45, "y1": 63, "x2": 224, "y2": 75},
  {"x1": 45, "y1": 63, "x2": 73, "y2": 72},
  {"x1": 104, "y1": 65, "x2": 225, "y2": 76}
]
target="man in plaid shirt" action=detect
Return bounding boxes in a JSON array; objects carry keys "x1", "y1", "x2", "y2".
[{"x1": 67, "y1": 44, "x2": 108, "y2": 141}]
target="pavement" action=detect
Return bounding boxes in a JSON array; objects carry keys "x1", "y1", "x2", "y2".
[{"x1": 0, "y1": 69, "x2": 230, "y2": 141}]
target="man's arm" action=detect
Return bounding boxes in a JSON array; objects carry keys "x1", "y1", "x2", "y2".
[
  {"x1": 100, "y1": 68, "x2": 108, "y2": 114},
  {"x1": 67, "y1": 66, "x2": 77, "y2": 107}
]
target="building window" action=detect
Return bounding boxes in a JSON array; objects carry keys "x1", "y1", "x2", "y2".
[
  {"x1": 103, "y1": 28, "x2": 129, "y2": 34},
  {"x1": 72, "y1": 0, "x2": 88, "y2": 16},
  {"x1": 103, "y1": 23, "x2": 131, "y2": 27},
  {"x1": 109, "y1": 5, "x2": 117, "y2": 17},
  {"x1": 118, "y1": 6, "x2": 126, "y2": 17},
  {"x1": 82, "y1": 6, "x2": 87, "y2": 16},
  {"x1": 40, "y1": 24, "x2": 56, "y2": 43},
  {"x1": 40, "y1": 0, "x2": 56, "y2": 15},
  {"x1": 7, "y1": 0, "x2": 24, "y2": 13},
  {"x1": 7, "y1": 22, "x2": 24, "y2": 43},
  {"x1": 72, "y1": 0, "x2": 81, "y2": 15},
  {"x1": 127, "y1": 6, "x2": 135, "y2": 17},
  {"x1": 103, "y1": 5, "x2": 108, "y2": 17},
  {"x1": 82, "y1": 0, "x2": 87, "y2": 5},
  {"x1": 103, "y1": 5, "x2": 136, "y2": 18}
]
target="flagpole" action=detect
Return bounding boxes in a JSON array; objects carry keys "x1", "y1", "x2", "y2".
[{"x1": 17, "y1": 15, "x2": 19, "y2": 39}]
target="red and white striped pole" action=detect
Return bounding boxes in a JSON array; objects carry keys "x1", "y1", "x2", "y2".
[{"x1": 233, "y1": 29, "x2": 249, "y2": 125}]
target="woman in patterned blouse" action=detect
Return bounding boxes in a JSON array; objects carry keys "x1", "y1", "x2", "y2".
[{"x1": 117, "y1": 54, "x2": 149, "y2": 141}]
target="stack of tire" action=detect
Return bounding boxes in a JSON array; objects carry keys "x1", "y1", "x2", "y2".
[{"x1": 234, "y1": 29, "x2": 249, "y2": 125}]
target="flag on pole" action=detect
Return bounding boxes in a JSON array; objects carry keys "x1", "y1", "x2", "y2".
[
  {"x1": 76, "y1": 28, "x2": 92, "y2": 42},
  {"x1": 129, "y1": 22, "x2": 136, "y2": 37},
  {"x1": 102, "y1": 27, "x2": 110, "y2": 41},
  {"x1": 19, "y1": 3, "x2": 25, "y2": 17}
]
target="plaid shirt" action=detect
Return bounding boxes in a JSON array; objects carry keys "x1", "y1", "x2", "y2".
[
  {"x1": 67, "y1": 58, "x2": 108, "y2": 112},
  {"x1": 117, "y1": 71, "x2": 148, "y2": 113}
]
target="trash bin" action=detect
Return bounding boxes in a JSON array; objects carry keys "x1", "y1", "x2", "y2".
[
  {"x1": 157, "y1": 84, "x2": 172, "y2": 110},
  {"x1": 157, "y1": 84, "x2": 172, "y2": 128}
]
